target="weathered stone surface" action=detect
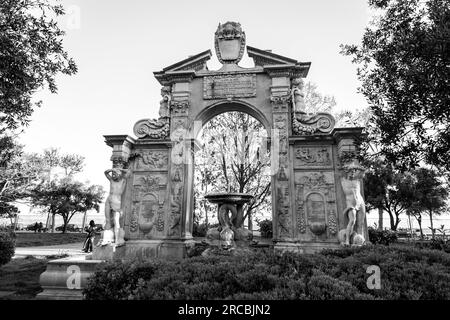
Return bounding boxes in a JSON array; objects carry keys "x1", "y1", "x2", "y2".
[{"x1": 37, "y1": 257, "x2": 103, "y2": 300}]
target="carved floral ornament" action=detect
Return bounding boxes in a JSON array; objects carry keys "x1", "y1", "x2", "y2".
[
  {"x1": 270, "y1": 92, "x2": 291, "y2": 105},
  {"x1": 292, "y1": 113, "x2": 335, "y2": 135},
  {"x1": 170, "y1": 100, "x2": 190, "y2": 116}
]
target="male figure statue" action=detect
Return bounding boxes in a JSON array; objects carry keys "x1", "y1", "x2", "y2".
[
  {"x1": 100, "y1": 167, "x2": 131, "y2": 246},
  {"x1": 291, "y1": 78, "x2": 306, "y2": 114},
  {"x1": 339, "y1": 161, "x2": 366, "y2": 246}
]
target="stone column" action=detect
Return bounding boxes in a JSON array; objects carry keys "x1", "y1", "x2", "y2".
[
  {"x1": 167, "y1": 81, "x2": 193, "y2": 240},
  {"x1": 268, "y1": 75, "x2": 294, "y2": 243}
]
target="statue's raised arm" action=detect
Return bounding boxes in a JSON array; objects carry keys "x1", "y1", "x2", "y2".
[{"x1": 104, "y1": 169, "x2": 114, "y2": 181}]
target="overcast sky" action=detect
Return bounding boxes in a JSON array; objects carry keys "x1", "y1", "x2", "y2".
[
  {"x1": 19, "y1": 0, "x2": 371, "y2": 192},
  {"x1": 13, "y1": 0, "x2": 450, "y2": 230}
]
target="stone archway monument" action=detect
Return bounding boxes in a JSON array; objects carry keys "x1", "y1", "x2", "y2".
[{"x1": 97, "y1": 21, "x2": 368, "y2": 259}]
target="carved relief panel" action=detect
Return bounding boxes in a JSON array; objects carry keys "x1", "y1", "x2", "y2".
[
  {"x1": 273, "y1": 113, "x2": 292, "y2": 239},
  {"x1": 169, "y1": 164, "x2": 184, "y2": 237},
  {"x1": 128, "y1": 171, "x2": 168, "y2": 240},
  {"x1": 134, "y1": 150, "x2": 169, "y2": 171},
  {"x1": 294, "y1": 171, "x2": 338, "y2": 238},
  {"x1": 294, "y1": 146, "x2": 333, "y2": 169}
]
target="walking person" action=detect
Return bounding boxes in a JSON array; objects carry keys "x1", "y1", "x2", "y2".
[{"x1": 82, "y1": 220, "x2": 98, "y2": 253}]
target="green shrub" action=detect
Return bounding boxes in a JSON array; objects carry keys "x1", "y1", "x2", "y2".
[
  {"x1": 257, "y1": 219, "x2": 273, "y2": 238},
  {"x1": 368, "y1": 227, "x2": 398, "y2": 245},
  {"x1": 84, "y1": 245, "x2": 450, "y2": 300},
  {"x1": 414, "y1": 239, "x2": 450, "y2": 253},
  {"x1": 0, "y1": 232, "x2": 16, "y2": 266},
  {"x1": 193, "y1": 222, "x2": 219, "y2": 237}
]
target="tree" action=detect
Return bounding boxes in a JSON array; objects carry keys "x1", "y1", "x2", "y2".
[
  {"x1": 341, "y1": 0, "x2": 450, "y2": 172},
  {"x1": 0, "y1": 145, "x2": 87, "y2": 233},
  {"x1": 410, "y1": 168, "x2": 449, "y2": 239},
  {"x1": 0, "y1": 0, "x2": 77, "y2": 133},
  {"x1": 194, "y1": 112, "x2": 271, "y2": 228},
  {"x1": 303, "y1": 81, "x2": 337, "y2": 114},
  {"x1": 30, "y1": 179, "x2": 104, "y2": 233},
  {"x1": 0, "y1": 139, "x2": 47, "y2": 216},
  {"x1": 364, "y1": 159, "x2": 417, "y2": 230},
  {"x1": 364, "y1": 159, "x2": 392, "y2": 230}
]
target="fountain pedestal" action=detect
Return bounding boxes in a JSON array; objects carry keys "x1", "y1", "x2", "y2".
[{"x1": 204, "y1": 192, "x2": 254, "y2": 249}]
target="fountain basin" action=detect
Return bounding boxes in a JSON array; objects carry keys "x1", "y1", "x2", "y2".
[{"x1": 204, "y1": 192, "x2": 254, "y2": 205}]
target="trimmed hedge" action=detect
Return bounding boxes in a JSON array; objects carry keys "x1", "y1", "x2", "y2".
[
  {"x1": 84, "y1": 245, "x2": 450, "y2": 300},
  {"x1": 414, "y1": 238, "x2": 450, "y2": 253},
  {"x1": 368, "y1": 227, "x2": 398, "y2": 245},
  {"x1": 0, "y1": 232, "x2": 16, "y2": 266}
]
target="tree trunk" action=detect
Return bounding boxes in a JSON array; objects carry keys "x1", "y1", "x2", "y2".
[
  {"x1": 429, "y1": 210, "x2": 435, "y2": 240},
  {"x1": 45, "y1": 212, "x2": 51, "y2": 229},
  {"x1": 378, "y1": 207, "x2": 383, "y2": 230},
  {"x1": 13, "y1": 214, "x2": 18, "y2": 231},
  {"x1": 407, "y1": 213, "x2": 413, "y2": 241},
  {"x1": 203, "y1": 203, "x2": 209, "y2": 231},
  {"x1": 51, "y1": 213, "x2": 56, "y2": 233},
  {"x1": 417, "y1": 215, "x2": 424, "y2": 239},
  {"x1": 388, "y1": 211, "x2": 396, "y2": 230},
  {"x1": 81, "y1": 211, "x2": 87, "y2": 231}
]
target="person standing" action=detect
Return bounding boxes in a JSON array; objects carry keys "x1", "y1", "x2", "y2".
[{"x1": 82, "y1": 220, "x2": 98, "y2": 253}]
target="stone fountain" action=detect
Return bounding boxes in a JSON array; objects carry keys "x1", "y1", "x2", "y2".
[{"x1": 204, "y1": 192, "x2": 254, "y2": 249}]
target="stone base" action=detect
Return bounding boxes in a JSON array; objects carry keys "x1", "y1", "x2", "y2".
[
  {"x1": 37, "y1": 239, "x2": 196, "y2": 300},
  {"x1": 274, "y1": 241, "x2": 342, "y2": 254},
  {"x1": 90, "y1": 239, "x2": 197, "y2": 261},
  {"x1": 36, "y1": 256, "x2": 103, "y2": 300},
  {"x1": 118, "y1": 239, "x2": 196, "y2": 260},
  {"x1": 90, "y1": 243, "x2": 126, "y2": 261}
]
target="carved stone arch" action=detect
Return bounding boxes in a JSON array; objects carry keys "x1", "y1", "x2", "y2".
[{"x1": 189, "y1": 100, "x2": 272, "y2": 138}]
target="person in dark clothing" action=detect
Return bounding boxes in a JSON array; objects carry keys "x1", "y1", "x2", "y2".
[{"x1": 82, "y1": 220, "x2": 99, "y2": 253}]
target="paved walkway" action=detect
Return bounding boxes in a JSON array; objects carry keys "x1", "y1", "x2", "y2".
[{"x1": 13, "y1": 242, "x2": 88, "y2": 259}]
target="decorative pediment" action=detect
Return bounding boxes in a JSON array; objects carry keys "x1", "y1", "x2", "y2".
[
  {"x1": 247, "y1": 45, "x2": 311, "y2": 78},
  {"x1": 154, "y1": 49, "x2": 212, "y2": 85}
]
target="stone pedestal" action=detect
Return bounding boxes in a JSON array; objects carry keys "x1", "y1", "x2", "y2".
[{"x1": 37, "y1": 257, "x2": 103, "y2": 300}]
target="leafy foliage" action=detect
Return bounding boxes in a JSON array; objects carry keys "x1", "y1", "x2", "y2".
[
  {"x1": 194, "y1": 112, "x2": 271, "y2": 226},
  {"x1": 0, "y1": 232, "x2": 16, "y2": 266},
  {"x1": 414, "y1": 238, "x2": 450, "y2": 253},
  {"x1": 302, "y1": 82, "x2": 337, "y2": 114},
  {"x1": 408, "y1": 168, "x2": 449, "y2": 239},
  {"x1": 192, "y1": 222, "x2": 219, "y2": 238},
  {"x1": 341, "y1": 0, "x2": 450, "y2": 172},
  {"x1": 257, "y1": 219, "x2": 273, "y2": 238},
  {"x1": 0, "y1": 146, "x2": 87, "y2": 221},
  {"x1": 363, "y1": 159, "x2": 417, "y2": 230},
  {"x1": 30, "y1": 179, "x2": 104, "y2": 233},
  {"x1": 0, "y1": 0, "x2": 77, "y2": 133},
  {"x1": 84, "y1": 245, "x2": 450, "y2": 300},
  {"x1": 368, "y1": 227, "x2": 398, "y2": 245}
]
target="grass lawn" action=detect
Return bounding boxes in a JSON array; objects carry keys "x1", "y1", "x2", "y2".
[
  {"x1": 0, "y1": 256, "x2": 49, "y2": 300},
  {"x1": 15, "y1": 232, "x2": 86, "y2": 247}
]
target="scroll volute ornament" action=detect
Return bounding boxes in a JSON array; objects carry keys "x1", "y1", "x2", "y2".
[{"x1": 215, "y1": 22, "x2": 246, "y2": 64}]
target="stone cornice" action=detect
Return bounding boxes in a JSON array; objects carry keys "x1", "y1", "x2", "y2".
[
  {"x1": 104, "y1": 135, "x2": 135, "y2": 148},
  {"x1": 247, "y1": 45, "x2": 298, "y2": 65},
  {"x1": 264, "y1": 64, "x2": 311, "y2": 78},
  {"x1": 247, "y1": 45, "x2": 311, "y2": 78},
  {"x1": 154, "y1": 70, "x2": 196, "y2": 86},
  {"x1": 154, "y1": 50, "x2": 211, "y2": 85}
]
